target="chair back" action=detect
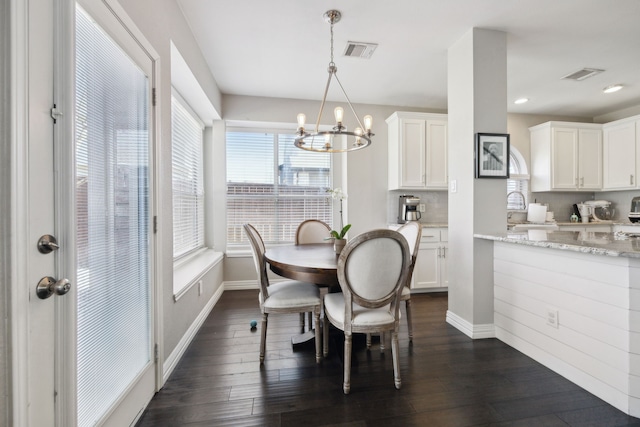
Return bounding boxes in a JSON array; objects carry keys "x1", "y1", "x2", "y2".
[
  {"x1": 396, "y1": 222, "x2": 422, "y2": 285},
  {"x1": 295, "y1": 219, "x2": 331, "y2": 245},
  {"x1": 337, "y1": 229, "x2": 410, "y2": 315},
  {"x1": 243, "y1": 224, "x2": 270, "y2": 300}
]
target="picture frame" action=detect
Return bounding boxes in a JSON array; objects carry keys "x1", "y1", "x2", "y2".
[{"x1": 475, "y1": 133, "x2": 510, "y2": 178}]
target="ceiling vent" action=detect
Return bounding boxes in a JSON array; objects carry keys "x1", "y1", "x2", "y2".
[
  {"x1": 561, "y1": 68, "x2": 605, "y2": 81},
  {"x1": 343, "y1": 42, "x2": 378, "y2": 59}
]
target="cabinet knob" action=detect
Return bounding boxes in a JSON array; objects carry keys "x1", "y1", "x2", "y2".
[{"x1": 631, "y1": 175, "x2": 634, "y2": 185}]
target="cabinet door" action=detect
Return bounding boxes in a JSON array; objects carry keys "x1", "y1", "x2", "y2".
[
  {"x1": 440, "y1": 243, "x2": 448, "y2": 288},
  {"x1": 425, "y1": 119, "x2": 448, "y2": 189},
  {"x1": 578, "y1": 129, "x2": 602, "y2": 190},
  {"x1": 603, "y1": 121, "x2": 636, "y2": 189},
  {"x1": 551, "y1": 127, "x2": 578, "y2": 189},
  {"x1": 399, "y1": 119, "x2": 426, "y2": 188},
  {"x1": 413, "y1": 244, "x2": 439, "y2": 289}
]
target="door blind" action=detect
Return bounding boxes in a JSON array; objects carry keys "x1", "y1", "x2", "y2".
[{"x1": 75, "y1": 6, "x2": 150, "y2": 426}]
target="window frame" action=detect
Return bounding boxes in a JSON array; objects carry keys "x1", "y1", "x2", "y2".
[
  {"x1": 507, "y1": 146, "x2": 530, "y2": 210},
  {"x1": 225, "y1": 126, "x2": 337, "y2": 250}
]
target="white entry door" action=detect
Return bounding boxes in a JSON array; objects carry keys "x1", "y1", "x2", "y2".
[{"x1": 20, "y1": 0, "x2": 157, "y2": 425}]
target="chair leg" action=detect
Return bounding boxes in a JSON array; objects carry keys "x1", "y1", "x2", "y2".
[
  {"x1": 343, "y1": 332, "x2": 352, "y2": 394},
  {"x1": 366, "y1": 333, "x2": 372, "y2": 349},
  {"x1": 299, "y1": 313, "x2": 305, "y2": 333},
  {"x1": 380, "y1": 332, "x2": 385, "y2": 353},
  {"x1": 323, "y1": 314, "x2": 329, "y2": 358},
  {"x1": 392, "y1": 330, "x2": 401, "y2": 390},
  {"x1": 308, "y1": 312, "x2": 313, "y2": 331},
  {"x1": 260, "y1": 312, "x2": 268, "y2": 363},
  {"x1": 314, "y1": 308, "x2": 321, "y2": 363},
  {"x1": 406, "y1": 299, "x2": 414, "y2": 342}
]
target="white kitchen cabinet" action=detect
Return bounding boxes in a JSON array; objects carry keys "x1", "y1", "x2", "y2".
[
  {"x1": 412, "y1": 228, "x2": 448, "y2": 291},
  {"x1": 603, "y1": 115, "x2": 639, "y2": 190},
  {"x1": 387, "y1": 112, "x2": 448, "y2": 190},
  {"x1": 529, "y1": 122, "x2": 602, "y2": 192}
]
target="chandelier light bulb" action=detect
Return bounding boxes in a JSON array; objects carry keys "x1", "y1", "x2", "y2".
[
  {"x1": 354, "y1": 127, "x2": 363, "y2": 146},
  {"x1": 334, "y1": 107, "x2": 344, "y2": 124},
  {"x1": 297, "y1": 113, "x2": 306, "y2": 129},
  {"x1": 363, "y1": 115, "x2": 373, "y2": 132}
]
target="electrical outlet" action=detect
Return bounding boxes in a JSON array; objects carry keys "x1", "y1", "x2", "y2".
[
  {"x1": 418, "y1": 204, "x2": 426, "y2": 213},
  {"x1": 450, "y1": 179, "x2": 457, "y2": 193},
  {"x1": 546, "y1": 308, "x2": 559, "y2": 328},
  {"x1": 198, "y1": 280, "x2": 203, "y2": 296}
]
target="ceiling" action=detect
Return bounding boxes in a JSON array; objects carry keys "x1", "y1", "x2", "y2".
[{"x1": 177, "y1": 0, "x2": 640, "y2": 119}]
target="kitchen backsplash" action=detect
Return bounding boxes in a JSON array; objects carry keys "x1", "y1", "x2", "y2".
[
  {"x1": 388, "y1": 189, "x2": 640, "y2": 224},
  {"x1": 388, "y1": 190, "x2": 448, "y2": 224}
]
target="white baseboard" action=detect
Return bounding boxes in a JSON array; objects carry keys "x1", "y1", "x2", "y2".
[
  {"x1": 446, "y1": 310, "x2": 495, "y2": 339},
  {"x1": 223, "y1": 280, "x2": 258, "y2": 290},
  {"x1": 162, "y1": 285, "x2": 224, "y2": 383}
]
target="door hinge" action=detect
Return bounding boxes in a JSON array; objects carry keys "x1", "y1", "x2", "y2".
[
  {"x1": 153, "y1": 215, "x2": 158, "y2": 234},
  {"x1": 152, "y1": 88, "x2": 157, "y2": 106},
  {"x1": 50, "y1": 104, "x2": 63, "y2": 123},
  {"x1": 154, "y1": 343, "x2": 158, "y2": 363}
]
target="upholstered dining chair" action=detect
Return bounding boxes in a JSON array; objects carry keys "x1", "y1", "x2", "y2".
[
  {"x1": 243, "y1": 223, "x2": 323, "y2": 363},
  {"x1": 323, "y1": 229, "x2": 410, "y2": 394},
  {"x1": 366, "y1": 221, "x2": 422, "y2": 349},
  {"x1": 396, "y1": 221, "x2": 422, "y2": 341},
  {"x1": 295, "y1": 219, "x2": 331, "y2": 245},
  {"x1": 295, "y1": 219, "x2": 332, "y2": 331}
]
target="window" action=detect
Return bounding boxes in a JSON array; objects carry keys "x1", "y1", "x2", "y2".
[
  {"x1": 507, "y1": 147, "x2": 529, "y2": 210},
  {"x1": 172, "y1": 91, "x2": 205, "y2": 259},
  {"x1": 226, "y1": 130, "x2": 333, "y2": 246}
]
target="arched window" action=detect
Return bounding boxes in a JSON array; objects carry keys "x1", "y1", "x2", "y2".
[{"x1": 507, "y1": 147, "x2": 529, "y2": 210}]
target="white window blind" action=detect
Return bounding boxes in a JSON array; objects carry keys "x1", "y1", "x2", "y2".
[
  {"x1": 507, "y1": 150, "x2": 529, "y2": 209},
  {"x1": 226, "y1": 131, "x2": 333, "y2": 245},
  {"x1": 172, "y1": 93, "x2": 205, "y2": 259},
  {"x1": 76, "y1": 6, "x2": 150, "y2": 426}
]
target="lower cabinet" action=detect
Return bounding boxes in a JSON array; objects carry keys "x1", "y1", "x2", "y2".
[{"x1": 412, "y1": 228, "x2": 448, "y2": 291}]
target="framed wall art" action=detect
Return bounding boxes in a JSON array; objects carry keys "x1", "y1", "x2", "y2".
[{"x1": 475, "y1": 133, "x2": 510, "y2": 178}]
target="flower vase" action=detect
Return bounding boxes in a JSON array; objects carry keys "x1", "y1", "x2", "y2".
[{"x1": 334, "y1": 238, "x2": 347, "y2": 254}]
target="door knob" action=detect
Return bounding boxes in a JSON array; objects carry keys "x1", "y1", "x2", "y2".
[
  {"x1": 36, "y1": 276, "x2": 71, "y2": 299},
  {"x1": 37, "y1": 234, "x2": 59, "y2": 254}
]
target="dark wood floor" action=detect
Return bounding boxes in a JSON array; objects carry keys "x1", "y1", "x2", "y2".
[{"x1": 137, "y1": 290, "x2": 640, "y2": 426}]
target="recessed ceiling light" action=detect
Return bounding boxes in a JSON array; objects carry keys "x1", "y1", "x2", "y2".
[
  {"x1": 514, "y1": 98, "x2": 529, "y2": 104},
  {"x1": 603, "y1": 84, "x2": 623, "y2": 93}
]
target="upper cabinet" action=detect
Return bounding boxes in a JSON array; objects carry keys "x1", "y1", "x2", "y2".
[
  {"x1": 603, "y1": 116, "x2": 640, "y2": 190},
  {"x1": 530, "y1": 122, "x2": 602, "y2": 192},
  {"x1": 387, "y1": 112, "x2": 448, "y2": 190}
]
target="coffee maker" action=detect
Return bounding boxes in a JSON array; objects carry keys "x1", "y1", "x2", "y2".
[{"x1": 398, "y1": 195, "x2": 422, "y2": 224}]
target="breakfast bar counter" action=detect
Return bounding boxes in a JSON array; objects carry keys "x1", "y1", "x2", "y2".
[{"x1": 475, "y1": 230, "x2": 640, "y2": 417}]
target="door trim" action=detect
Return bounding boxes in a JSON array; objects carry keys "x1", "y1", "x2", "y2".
[{"x1": 11, "y1": 0, "x2": 31, "y2": 424}]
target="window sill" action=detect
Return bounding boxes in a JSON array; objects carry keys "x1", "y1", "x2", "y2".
[{"x1": 173, "y1": 248, "x2": 223, "y2": 302}]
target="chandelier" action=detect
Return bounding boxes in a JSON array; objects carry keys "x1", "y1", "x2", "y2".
[{"x1": 295, "y1": 10, "x2": 374, "y2": 153}]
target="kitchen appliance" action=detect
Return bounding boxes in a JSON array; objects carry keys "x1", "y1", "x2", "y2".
[
  {"x1": 584, "y1": 200, "x2": 613, "y2": 221},
  {"x1": 630, "y1": 197, "x2": 640, "y2": 223},
  {"x1": 398, "y1": 195, "x2": 421, "y2": 224},
  {"x1": 577, "y1": 203, "x2": 592, "y2": 223}
]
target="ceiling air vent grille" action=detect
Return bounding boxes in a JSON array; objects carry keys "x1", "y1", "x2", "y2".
[
  {"x1": 561, "y1": 68, "x2": 605, "y2": 81},
  {"x1": 343, "y1": 42, "x2": 378, "y2": 59}
]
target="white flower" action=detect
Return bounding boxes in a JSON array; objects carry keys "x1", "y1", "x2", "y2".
[{"x1": 327, "y1": 187, "x2": 347, "y2": 201}]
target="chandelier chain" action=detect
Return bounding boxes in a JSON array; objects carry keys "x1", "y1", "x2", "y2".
[{"x1": 329, "y1": 21, "x2": 335, "y2": 67}]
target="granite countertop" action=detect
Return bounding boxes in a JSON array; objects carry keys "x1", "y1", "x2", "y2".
[
  {"x1": 389, "y1": 223, "x2": 448, "y2": 229},
  {"x1": 475, "y1": 230, "x2": 640, "y2": 258}
]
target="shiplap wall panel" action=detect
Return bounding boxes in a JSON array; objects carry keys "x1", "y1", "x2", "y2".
[{"x1": 492, "y1": 241, "x2": 640, "y2": 416}]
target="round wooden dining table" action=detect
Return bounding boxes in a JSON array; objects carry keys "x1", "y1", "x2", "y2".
[{"x1": 263, "y1": 243, "x2": 340, "y2": 288}]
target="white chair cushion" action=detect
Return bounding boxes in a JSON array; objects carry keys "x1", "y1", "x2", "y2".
[
  {"x1": 324, "y1": 293, "x2": 396, "y2": 330},
  {"x1": 262, "y1": 280, "x2": 321, "y2": 309}
]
